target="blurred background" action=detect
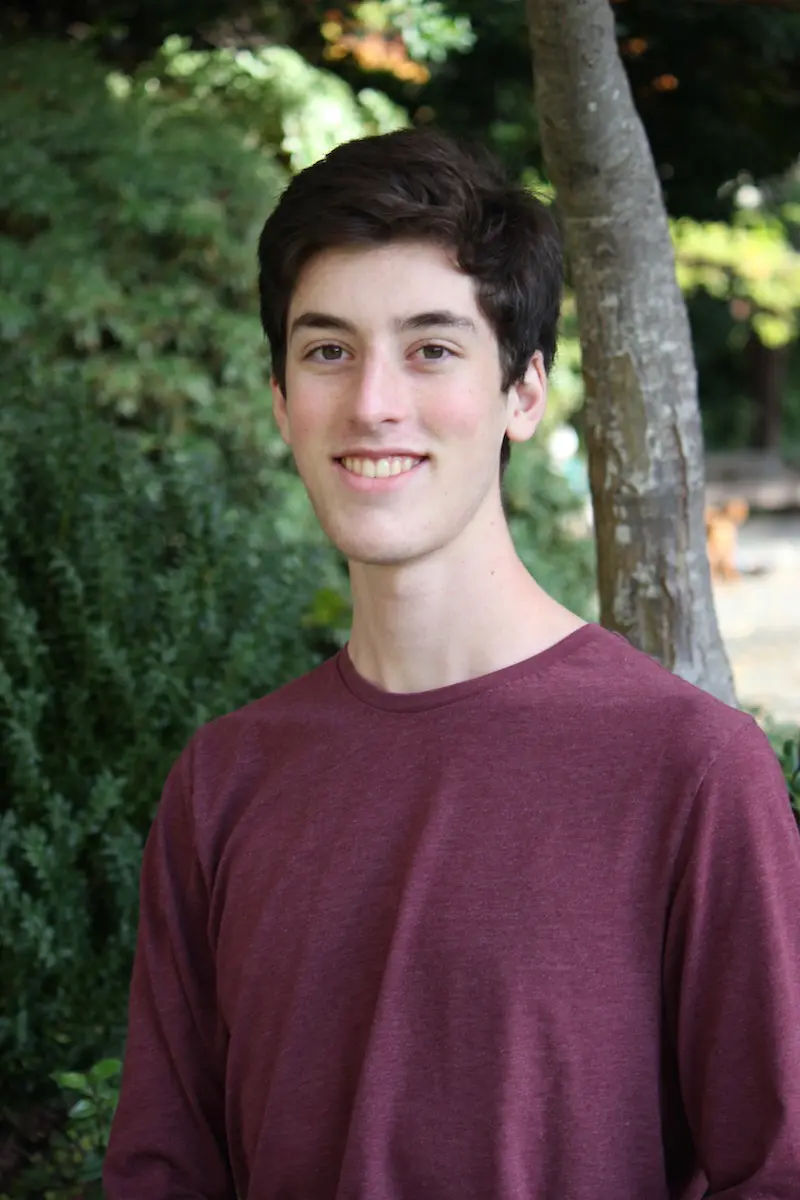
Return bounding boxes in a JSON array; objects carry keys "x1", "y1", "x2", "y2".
[{"x1": 0, "y1": 0, "x2": 799, "y2": 1194}]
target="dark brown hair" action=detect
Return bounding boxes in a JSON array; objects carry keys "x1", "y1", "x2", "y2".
[{"x1": 257, "y1": 128, "x2": 563, "y2": 473}]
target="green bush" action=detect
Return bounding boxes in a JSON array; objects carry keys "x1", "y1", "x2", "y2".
[
  {"x1": 504, "y1": 439, "x2": 597, "y2": 619},
  {"x1": 2, "y1": 1058, "x2": 121, "y2": 1200},
  {"x1": 137, "y1": 36, "x2": 407, "y2": 174},
  {"x1": 768, "y1": 726, "x2": 800, "y2": 825},
  {"x1": 0, "y1": 380, "x2": 331, "y2": 1107},
  {"x1": 0, "y1": 38, "x2": 290, "y2": 474}
]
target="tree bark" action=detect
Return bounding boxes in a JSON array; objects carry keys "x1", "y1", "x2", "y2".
[{"x1": 527, "y1": 0, "x2": 737, "y2": 705}]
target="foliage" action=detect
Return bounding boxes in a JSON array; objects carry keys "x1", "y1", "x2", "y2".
[
  {"x1": 501, "y1": 291, "x2": 596, "y2": 619},
  {"x1": 504, "y1": 439, "x2": 597, "y2": 621},
  {"x1": 674, "y1": 210, "x2": 800, "y2": 350},
  {"x1": 672, "y1": 174, "x2": 800, "y2": 451},
  {"x1": 0, "y1": 378, "x2": 330, "y2": 1107},
  {"x1": 138, "y1": 36, "x2": 407, "y2": 172},
  {"x1": 0, "y1": 38, "x2": 287, "y2": 474},
  {"x1": 352, "y1": 0, "x2": 474, "y2": 64},
  {"x1": 320, "y1": 0, "x2": 474, "y2": 84},
  {"x1": 766, "y1": 725, "x2": 800, "y2": 826},
  {"x1": 2, "y1": 1059, "x2": 121, "y2": 1200},
  {"x1": 6, "y1": 0, "x2": 800, "y2": 221}
]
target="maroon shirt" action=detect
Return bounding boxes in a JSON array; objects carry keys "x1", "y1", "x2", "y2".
[{"x1": 105, "y1": 624, "x2": 800, "y2": 1198}]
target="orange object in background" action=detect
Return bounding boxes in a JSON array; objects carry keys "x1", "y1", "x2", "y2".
[{"x1": 706, "y1": 498, "x2": 750, "y2": 582}]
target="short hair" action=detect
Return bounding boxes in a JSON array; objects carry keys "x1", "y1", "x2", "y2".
[{"x1": 257, "y1": 128, "x2": 563, "y2": 474}]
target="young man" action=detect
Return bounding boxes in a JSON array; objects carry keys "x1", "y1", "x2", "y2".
[{"x1": 105, "y1": 130, "x2": 800, "y2": 1199}]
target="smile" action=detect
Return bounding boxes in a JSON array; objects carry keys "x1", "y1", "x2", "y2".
[{"x1": 339, "y1": 455, "x2": 425, "y2": 479}]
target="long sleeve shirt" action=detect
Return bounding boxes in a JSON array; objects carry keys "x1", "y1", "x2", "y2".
[{"x1": 104, "y1": 624, "x2": 800, "y2": 1198}]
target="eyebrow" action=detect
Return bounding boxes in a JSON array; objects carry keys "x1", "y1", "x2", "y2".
[{"x1": 288, "y1": 310, "x2": 478, "y2": 339}]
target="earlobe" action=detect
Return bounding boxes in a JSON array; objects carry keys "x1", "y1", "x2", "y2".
[
  {"x1": 506, "y1": 351, "x2": 548, "y2": 445},
  {"x1": 271, "y1": 378, "x2": 291, "y2": 446}
]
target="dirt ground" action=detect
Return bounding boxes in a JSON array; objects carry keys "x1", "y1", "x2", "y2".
[{"x1": 712, "y1": 511, "x2": 800, "y2": 726}]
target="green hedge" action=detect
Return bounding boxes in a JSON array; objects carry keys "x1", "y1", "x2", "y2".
[
  {"x1": 0, "y1": 381, "x2": 330, "y2": 1105},
  {"x1": 0, "y1": 38, "x2": 286, "y2": 475},
  {"x1": 773, "y1": 728, "x2": 800, "y2": 825}
]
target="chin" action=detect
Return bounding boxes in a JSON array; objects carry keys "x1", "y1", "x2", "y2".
[
  {"x1": 314, "y1": 502, "x2": 450, "y2": 567},
  {"x1": 335, "y1": 540, "x2": 420, "y2": 568},
  {"x1": 324, "y1": 524, "x2": 426, "y2": 568}
]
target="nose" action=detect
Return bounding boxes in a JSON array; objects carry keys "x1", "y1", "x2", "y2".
[{"x1": 347, "y1": 349, "x2": 410, "y2": 427}]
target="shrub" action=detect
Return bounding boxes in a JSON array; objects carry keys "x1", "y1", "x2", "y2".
[
  {"x1": 1, "y1": 1058, "x2": 121, "y2": 1200},
  {"x1": 768, "y1": 726, "x2": 800, "y2": 825},
  {"x1": 0, "y1": 39, "x2": 289, "y2": 472},
  {"x1": 504, "y1": 439, "x2": 597, "y2": 619},
  {"x1": 137, "y1": 36, "x2": 408, "y2": 174},
  {"x1": 0, "y1": 378, "x2": 332, "y2": 1107}
]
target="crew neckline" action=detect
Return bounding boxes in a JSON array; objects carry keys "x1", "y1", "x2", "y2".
[{"x1": 336, "y1": 622, "x2": 603, "y2": 713}]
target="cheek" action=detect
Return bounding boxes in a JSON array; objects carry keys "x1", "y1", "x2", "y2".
[
  {"x1": 288, "y1": 409, "x2": 321, "y2": 442},
  {"x1": 281, "y1": 383, "x2": 330, "y2": 445},
  {"x1": 428, "y1": 385, "x2": 503, "y2": 442}
]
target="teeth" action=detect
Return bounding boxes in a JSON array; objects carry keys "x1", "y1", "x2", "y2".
[{"x1": 341, "y1": 456, "x2": 421, "y2": 478}]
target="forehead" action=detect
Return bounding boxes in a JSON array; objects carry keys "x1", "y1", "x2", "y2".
[{"x1": 288, "y1": 241, "x2": 486, "y2": 330}]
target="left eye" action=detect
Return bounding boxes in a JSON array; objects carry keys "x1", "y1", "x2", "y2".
[
  {"x1": 312, "y1": 344, "x2": 346, "y2": 361},
  {"x1": 418, "y1": 345, "x2": 450, "y2": 360}
]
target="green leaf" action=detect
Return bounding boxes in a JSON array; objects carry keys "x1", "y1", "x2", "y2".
[
  {"x1": 68, "y1": 1097, "x2": 96, "y2": 1119},
  {"x1": 54, "y1": 1071, "x2": 89, "y2": 1093},
  {"x1": 90, "y1": 1057, "x2": 122, "y2": 1081}
]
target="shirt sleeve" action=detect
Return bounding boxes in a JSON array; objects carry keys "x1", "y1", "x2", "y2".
[
  {"x1": 103, "y1": 741, "x2": 235, "y2": 1199},
  {"x1": 664, "y1": 715, "x2": 800, "y2": 1196}
]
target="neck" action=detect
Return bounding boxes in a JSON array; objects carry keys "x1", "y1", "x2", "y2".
[{"x1": 346, "y1": 505, "x2": 585, "y2": 694}]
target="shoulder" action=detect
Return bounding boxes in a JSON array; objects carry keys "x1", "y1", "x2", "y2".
[
  {"x1": 146, "y1": 654, "x2": 346, "y2": 875},
  {"x1": 189, "y1": 652, "x2": 343, "y2": 769},
  {"x1": 573, "y1": 623, "x2": 752, "y2": 746},
  {"x1": 546, "y1": 626, "x2": 793, "y2": 865},
  {"x1": 551, "y1": 624, "x2": 779, "y2": 801},
  {"x1": 159, "y1": 654, "x2": 343, "y2": 826}
]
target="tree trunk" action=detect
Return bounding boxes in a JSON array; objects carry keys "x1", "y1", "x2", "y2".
[{"x1": 527, "y1": 0, "x2": 737, "y2": 705}]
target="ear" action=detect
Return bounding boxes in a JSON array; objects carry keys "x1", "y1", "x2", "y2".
[
  {"x1": 271, "y1": 377, "x2": 291, "y2": 446},
  {"x1": 505, "y1": 351, "x2": 548, "y2": 446}
]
